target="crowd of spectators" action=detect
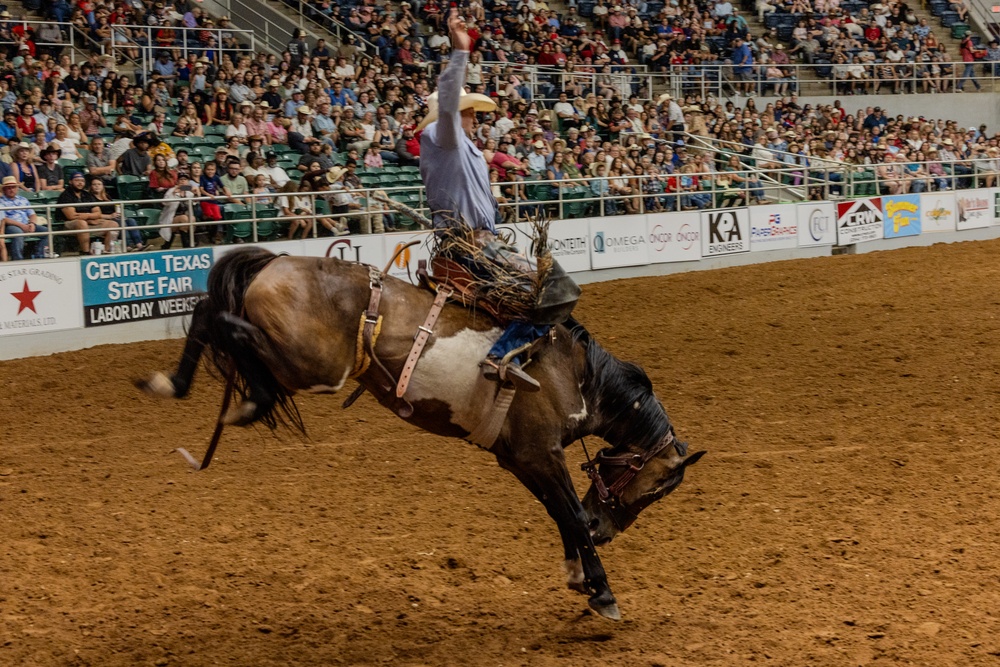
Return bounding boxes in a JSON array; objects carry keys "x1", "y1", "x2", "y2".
[{"x1": 0, "y1": 0, "x2": 997, "y2": 260}]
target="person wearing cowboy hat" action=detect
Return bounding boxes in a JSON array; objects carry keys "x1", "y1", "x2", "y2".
[
  {"x1": 37, "y1": 144, "x2": 64, "y2": 191},
  {"x1": 117, "y1": 131, "x2": 154, "y2": 177},
  {"x1": 657, "y1": 93, "x2": 685, "y2": 142},
  {"x1": 0, "y1": 174, "x2": 53, "y2": 260},
  {"x1": 420, "y1": 8, "x2": 579, "y2": 391}
]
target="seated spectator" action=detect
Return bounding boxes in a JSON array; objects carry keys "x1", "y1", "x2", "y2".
[
  {"x1": 0, "y1": 176, "x2": 50, "y2": 260},
  {"x1": 117, "y1": 132, "x2": 154, "y2": 176},
  {"x1": 37, "y1": 145, "x2": 64, "y2": 191},
  {"x1": 58, "y1": 171, "x2": 118, "y2": 254},
  {"x1": 89, "y1": 176, "x2": 146, "y2": 251}
]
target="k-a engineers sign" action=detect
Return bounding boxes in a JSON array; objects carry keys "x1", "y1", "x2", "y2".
[{"x1": 80, "y1": 249, "x2": 213, "y2": 327}]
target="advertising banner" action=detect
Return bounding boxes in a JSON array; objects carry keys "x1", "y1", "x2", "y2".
[
  {"x1": 0, "y1": 260, "x2": 84, "y2": 336},
  {"x1": 750, "y1": 204, "x2": 798, "y2": 251},
  {"x1": 837, "y1": 197, "x2": 884, "y2": 245},
  {"x1": 81, "y1": 248, "x2": 213, "y2": 327},
  {"x1": 882, "y1": 194, "x2": 922, "y2": 238},
  {"x1": 382, "y1": 230, "x2": 433, "y2": 284},
  {"x1": 701, "y1": 208, "x2": 750, "y2": 257},
  {"x1": 796, "y1": 202, "x2": 837, "y2": 246},
  {"x1": 994, "y1": 188, "x2": 1000, "y2": 224},
  {"x1": 920, "y1": 193, "x2": 957, "y2": 233},
  {"x1": 301, "y1": 236, "x2": 386, "y2": 268},
  {"x1": 589, "y1": 215, "x2": 650, "y2": 269},
  {"x1": 646, "y1": 212, "x2": 702, "y2": 264},
  {"x1": 956, "y1": 188, "x2": 994, "y2": 230},
  {"x1": 527, "y1": 219, "x2": 591, "y2": 273},
  {"x1": 214, "y1": 240, "x2": 304, "y2": 259}
]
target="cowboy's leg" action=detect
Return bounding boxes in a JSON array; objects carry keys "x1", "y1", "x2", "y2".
[
  {"x1": 488, "y1": 321, "x2": 550, "y2": 362},
  {"x1": 31, "y1": 222, "x2": 49, "y2": 258}
]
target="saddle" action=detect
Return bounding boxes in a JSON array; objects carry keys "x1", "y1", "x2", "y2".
[{"x1": 416, "y1": 255, "x2": 507, "y2": 323}]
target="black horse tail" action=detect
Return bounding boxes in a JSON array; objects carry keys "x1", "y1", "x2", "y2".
[{"x1": 203, "y1": 247, "x2": 304, "y2": 433}]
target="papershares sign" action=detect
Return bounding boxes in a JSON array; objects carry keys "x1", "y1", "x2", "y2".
[
  {"x1": 920, "y1": 193, "x2": 956, "y2": 233},
  {"x1": 796, "y1": 202, "x2": 836, "y2": 246},
  {"x1": 80, "y1": 248, "x2": 212, "y2": 327},
  {"x1": 750, "y1": 204, "x2": 798, "y2": 251},
  {"x1": 646, "y1": 212, "x2": 701, "y2": 264},
  {"x1": 882, "y1": 194, "x2": 922, "y2": 238},
  {"x1": 701, "y1": 208, "x2": 750, "y2": 256},
  {"x1": 0, "y1": 260, "x2": 83, "y2": 336},
  {"x1": 837, "y1": 198, "x2": 884, "y2": 244},
  {"x1": 956, "y1": 188, "x2": 994, "y2": 230},
  {"x1": 589, "y1": 215, "x2": 650, "y2": 268}
]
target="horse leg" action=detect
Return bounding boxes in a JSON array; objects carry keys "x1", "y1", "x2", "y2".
[
  {"x1": 497, "y1": 447, "x2": 620, "y2": 620},
  {"x1": 136, "y1": 298, "x2": 211, "y2": 399}
]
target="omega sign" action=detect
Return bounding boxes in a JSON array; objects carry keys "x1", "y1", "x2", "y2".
[
  {"x1": 701, "y1": 208, "x2": 750, "y2": 257},
  {"x1": 588, "y1": 216, "x2": 650, "y2": 268}
]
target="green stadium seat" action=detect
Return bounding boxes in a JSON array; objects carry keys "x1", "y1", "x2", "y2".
[{"x1": 117, "y1": 175, "x2": 149, "y2": 201}]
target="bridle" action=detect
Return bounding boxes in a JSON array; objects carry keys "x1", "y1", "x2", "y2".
[{"x1": 579, "y1": 429, "x2": 684, "y2": 531}]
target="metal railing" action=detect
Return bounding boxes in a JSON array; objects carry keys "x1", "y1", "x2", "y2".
[
  {"x1": 2, "y1": 155, "x2": 995, "y2": 260},
  {"x1": 109, "y1": 24, "x2": 259, "y2": 77}
]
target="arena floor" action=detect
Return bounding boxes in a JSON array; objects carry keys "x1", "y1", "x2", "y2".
[{"x1": 4, "y1": 238, "x2": 1000, "y2": 666}]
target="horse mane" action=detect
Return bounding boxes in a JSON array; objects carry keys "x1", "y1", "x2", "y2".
[{"x1": 564, "y1": 317, "x2": 672, "y2": 449}]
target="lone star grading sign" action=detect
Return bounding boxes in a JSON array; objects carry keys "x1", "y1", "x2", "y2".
[{"x1": 80, "y1": 249, "x2": 213, "y2": 327}]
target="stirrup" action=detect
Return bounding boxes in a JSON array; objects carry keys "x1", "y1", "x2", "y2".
[{"x1": 481, "y1": 358, "x2": 540, "y2": 392}]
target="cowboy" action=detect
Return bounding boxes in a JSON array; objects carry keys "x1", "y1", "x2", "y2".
[{"x1": 419, "y1": 8, "x2": 579, "y2": 392}]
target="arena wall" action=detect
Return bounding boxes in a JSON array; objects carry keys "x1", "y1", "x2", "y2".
[
  {"x1": 796, "y1": 92, "x2": 1000, "y2": 130},
  {"x1": 3, "y1": 193, "x2": 999, "y2": 360}
]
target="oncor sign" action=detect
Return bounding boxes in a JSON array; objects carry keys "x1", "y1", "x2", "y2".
[
  {"x1": 701, "y1": 208, "x2": 750, "y2": 257},
  {"x1": 646, "y1": 212, "x2": 701, "y2": 264}
]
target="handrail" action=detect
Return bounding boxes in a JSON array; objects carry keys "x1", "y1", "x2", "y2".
[{"x1": 283, "y1": 0, "x2": 379, "y2": 55}]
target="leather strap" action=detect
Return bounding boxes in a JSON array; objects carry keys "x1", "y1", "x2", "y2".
[
  {"x1": 466, "y1": 385, "x2": 517, "y2": 448},
  {"x1": 396, "y1": 287, "x2": 452, "y2": 398}
]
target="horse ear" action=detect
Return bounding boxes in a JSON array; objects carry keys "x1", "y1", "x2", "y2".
[{"x1": 684, "y1": 451, "x2": 707, "y2": 467}]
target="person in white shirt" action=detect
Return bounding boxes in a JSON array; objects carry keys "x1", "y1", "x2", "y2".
[{"x1": 262, "y1": 152, "x2": 290, "y2": 188}]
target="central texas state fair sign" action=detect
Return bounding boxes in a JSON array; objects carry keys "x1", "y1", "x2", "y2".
[{"x1": 837, "y1": 197, "x2": 884, "y2": 245}]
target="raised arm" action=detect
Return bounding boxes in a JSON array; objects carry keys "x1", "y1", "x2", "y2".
[{"x1": 435, "y1": 8, "x2": 471, "y2": 151}]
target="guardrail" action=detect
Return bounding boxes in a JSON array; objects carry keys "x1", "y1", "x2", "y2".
[
  {"x1": 109, "y1": 24, "x2": 258, "y2": 76},
  {"x1": 7, "y1": 155, "x2": 993, "y2": 258}
]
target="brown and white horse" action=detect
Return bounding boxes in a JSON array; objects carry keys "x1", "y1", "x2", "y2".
[{"x1": 138, "y1": 246, "x2": 704, "y2": 620}]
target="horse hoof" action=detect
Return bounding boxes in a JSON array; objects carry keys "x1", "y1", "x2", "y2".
[
  {"x1": 136, "y1": 372, "x2": 176, "y2": 398},
  {"x1": 588, "y1": 593, "x2": 621, "y2": 621},
  {"x1": 222, "y1": 400, "x2": 257, "y2": 426}
]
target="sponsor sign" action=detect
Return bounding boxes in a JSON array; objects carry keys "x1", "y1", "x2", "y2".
[
  {"x1": 837, "y1": 198, "x2": 884, "y2": 245},
  {"x1": 382, "y1": 230, "x2": 433, "y2": 284},
  {"x1": 701, "y1": 208, "x2": 750, "y2": 257},
  {"x1": 589, "y1": 215, "x2": 650, "y2": 269},
  {"x1": 796, "y1": 202, "x2": 837, "y2": 246},
  {"x1": 0, "y1": 260, "x2": 83, "y2": 336},
  {"x1": 646, "y1": 212, "x2": 702, "y2": 264},
  {"x1": 750, "y1": 204, "x2": 798, "y2": 251},
  {"x1": 920, "y1": 193, "x2": 957, "y2": 233},
  {"x1": 526, "y1": 219, "x2": 591, "y2": 273},
  {"x1": 301, "y1": 236, "x2": 386, "y2": 268},
  {"x1": 956, "y1": 188, "x2": 994, "y2": 230},
  {"x1": 81, "y1": 248, "x2": 213, "y2": 327},
  {"x1": 882, "y1": 194, "x2": 922, "y2": 238}
]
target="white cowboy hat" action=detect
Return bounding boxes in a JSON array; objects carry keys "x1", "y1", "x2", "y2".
[
  {"x1": 416, "y1": 89, "x2": 497, "y2": 131},
  {"x1": 657, "y1": 93, "x2": 672, "y2": 104},
  {"x1": 326, "y1": 166, "x2": 347, "y2": 183},
  {"x1": 297, "y1": 105, "x2": 313, "y2": 115}
]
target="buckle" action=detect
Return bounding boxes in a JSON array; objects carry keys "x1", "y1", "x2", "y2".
[{"x1": 417, "y1": 325, "x2": 434, "y2": 336}]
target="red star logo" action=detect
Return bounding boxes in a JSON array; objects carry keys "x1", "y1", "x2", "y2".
[{"x1": 11, "y1": 280, "x2": 41, "y2": 315}]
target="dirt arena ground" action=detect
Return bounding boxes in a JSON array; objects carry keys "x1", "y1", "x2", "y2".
[{"x1": 5, "y1": 239, "x2": 1000, "y2": 666}]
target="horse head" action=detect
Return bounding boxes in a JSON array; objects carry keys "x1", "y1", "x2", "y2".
[
  {"x1": 581, "y1": 426, "x2": 705, "y2": 545},
  {"x1": 569, "y1": 323, "x2": 705, "y2": 545}
]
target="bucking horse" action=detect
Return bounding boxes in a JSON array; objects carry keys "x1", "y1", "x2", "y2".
[{"x1": 137, "y1": 246, "x2": 704, "y2": 620}]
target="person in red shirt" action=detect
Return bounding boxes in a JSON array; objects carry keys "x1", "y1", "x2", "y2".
[
  {"x1": 957, "y1": 33, "x2": 982, "y2": 91},
  {"x1": 15, "y1": 103, "x2": 36, "y2": 136}
]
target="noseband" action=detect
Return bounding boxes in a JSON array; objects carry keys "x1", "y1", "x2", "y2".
[{"x1": 580, "y1": 429, "x2": 682, "y2": 511}]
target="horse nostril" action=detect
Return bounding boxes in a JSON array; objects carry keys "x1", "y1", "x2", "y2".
[{"x1": 588, "y1": 518, "x2": 599, "y2": 531}]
